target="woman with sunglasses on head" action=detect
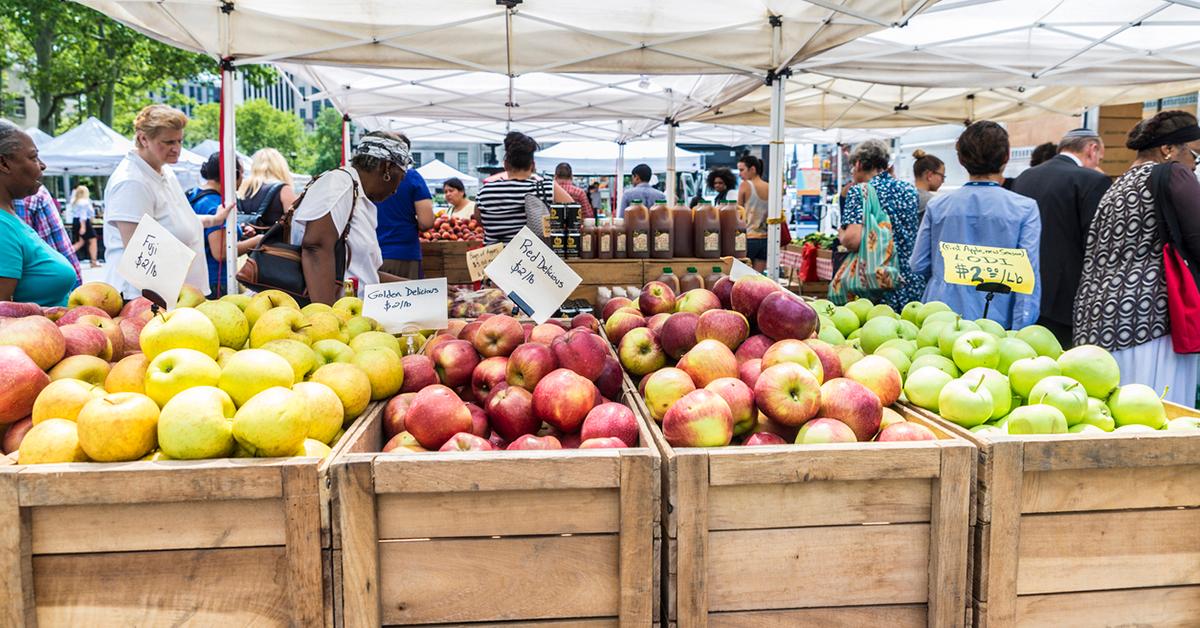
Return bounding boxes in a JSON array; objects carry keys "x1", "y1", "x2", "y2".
[{"x1": 1073, "y1": 111, "x2": 1200, "y2": 406}]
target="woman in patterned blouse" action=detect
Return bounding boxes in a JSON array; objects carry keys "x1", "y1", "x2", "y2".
[{"x1": 836, "y1": 139, "x2": 925, "y2": 312}]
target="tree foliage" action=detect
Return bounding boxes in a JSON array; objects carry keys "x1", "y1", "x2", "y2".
[{"x1": 308, "y1": 108, "x2": 346, "y2": 175}]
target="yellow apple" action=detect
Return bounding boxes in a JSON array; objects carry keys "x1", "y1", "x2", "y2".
[
  {"x1": 76, "y1": 392, "x2": 160, "y2": 461},
  {"x1": 31, "y1": 378, "x2": 106, "y2": 424},
  {"x1": 260, "y1": 339, "x2": 320, "y2": 382},
  {"x1": 218, "y1": 349, "x2": 295, "y2": 407},
  {"x1": 303, "y1": 311, "x2": 349, "y2": 344},
  {"x1": 18, "y1": 418, "x2": 89, "y2": 464},
  {"x1": 344, "y1": 316, "x2": 378, "y2": 338},
  {"x1": 351, "y1": 347, "x2": 404, "y2": 401},
  {"x1": 312, "y1": 339, "x2": 355, "y2": 365},
  {"x1": 330, "y1": 309, "x2": 352, "y2": 324},
  {"x1": 140, "y1": 307, "x2": 220, "y2": 360},
  {"x1": 220, "y1": 293, "x2": 251, "y2": 311},
  {"x1": 141, "y1": 450, "x2": 172, "y2": 461},
  {"x1": 310, "y1": 363, "x2": 371, "y2": 420},
  {"x1": 291, "y1": 381, "x2": 344, "y2": 444},
  {"x1": 48, "y1": 355, "x2": 111, "y2": 385},
  {"x1": 244, "y1": 290, "x2": 299, "y2": 328},
  {"x1": 349, "y1": 331, "x2": 402, "y2": 359},
  {"x1": 105, "y1": 354, "x2": 149, "y2": 394},
  {"x1": 301, "y1": 303, "x2": 333, "y2": 316},
  {"x1": 293, "y1": 438, "x2": 332, "y2": 459},
  {"x1": 176, "y1": 284, "x2": 206, "y2": 308},
  {"x1": 196, "y1": 300, "x2": 250, "y2": 349},
  {"x1": 333, "y1": 296, "x2": 363, "y2": 317},
  {"x1": 144, "y1": 348, "x2": 222, "y2": 407},
  {"x1": 216, "y1": 346, "x2": 238, "y2": 367},
  {"x1": 68, "y1": 281, "x2": 124, "y2": 316},
  {"x1": 232, "y1": 386, "x2": 306, "y2": 457},
  {"x1": 249, "y1": 307, "x2": 310, "y2": 348},
  {"x1": 157, "y1": 386, "x2": 236, "y2": 459}
]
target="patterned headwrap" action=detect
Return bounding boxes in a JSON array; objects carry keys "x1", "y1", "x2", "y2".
[{"x1": 355, "y1": 135, "x2": 413, "y2": 168}]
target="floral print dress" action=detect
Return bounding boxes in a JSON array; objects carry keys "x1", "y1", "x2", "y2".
[{"x1": 840, "y1": 171, "x2": 925, "y2": 311}]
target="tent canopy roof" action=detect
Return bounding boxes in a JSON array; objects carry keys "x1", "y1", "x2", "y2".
[
  {"x1": 416, "y1": 159, "x2": 478, "y2": 187},
  {"x1": 536, "y1": 139, "x2": 703, "y2": 174},
  {"x1": 40, "y1": 117, "x2": 204, "y2": 175},
  {"x1": 26, "y1": 127, "x2": 54, "y2": 150}
]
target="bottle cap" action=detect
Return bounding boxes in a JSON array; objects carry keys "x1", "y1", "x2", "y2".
[
  {"x1": 662, "y1": 268, "x2": 673, "y2": 273},
  {"x1": 712, "y1": 266, "x2": 722, "y2": 272},
  {"x1": 687, "y1": 267, "x2": 698, "y2": 273}
]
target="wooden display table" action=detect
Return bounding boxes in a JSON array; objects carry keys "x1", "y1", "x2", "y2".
[{"x1": 567, "y1": 257, "x2": 743, "y2": 303}]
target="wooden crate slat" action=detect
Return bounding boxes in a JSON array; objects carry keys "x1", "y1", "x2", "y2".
[
  {"x1": 1015, "y1": 585, "x2": 1200, "y2": 627},
  {"x1": 708, "y1": 478, "x2": 931, "y2": 530},
  {"x1": 377, "y1": 535, "x2": 620, "y2": 625},
  {"x1": 706, "y1": 524, "x2": 931, "y2": 612},
  {"x1": 372, "y1": 452, "x2": 622, "y2": 493},
  {"x1": 32, "y1": 546, "x2": 290, "y2": 626},
  {"x1": 928, "y1": 442, "x2": 973, "y2": 627},
  {"x1": 618, "y1": 452, "x2": 657, "y2": 625},
  {"x1": 1021, "y1": 431, "x2": 1200, "y2": 471},
  {"x1": 281, "y1": 462, "x2": 325, "y2": 627},
  {"x1": 16, "y1": 459, "x2": 286, "y2": 506},
  {"x1": 704, "y1": 442, "x2": 943, "y2": 485},
  {"x1": 378, "y1": 488, "x2": 619, "y2": 539},
  {"x1": 0, "y1": 470, "x2": 34, "y2": 627},
  {"x1": 334, "y1": 460, "x2": 380, "y2": 628},
  {"x1": 397, "y1": 620, "x2": 619, "y2": 628},
  {"x1": 1016, "y1": 508, "x2": 1200, "y2": 595},
  {"x1": 673, "y1": 452, "x2": 709, "y2": 626},
  {"x1": 30, "y1": 498, "x2": 286, "y2": 555},
  {"x1": 1021, "y1": 464, "x2": 1200, "y2": 513},
  {"x1": 707, "y1": 604, "x2": 927, "y2": 627}
]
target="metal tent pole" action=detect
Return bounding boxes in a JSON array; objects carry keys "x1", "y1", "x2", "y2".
[
  {"x1": 220, "y1": 59, "x2": 238, "y2": 295},
  {"x1": 766, "y1": 15, "x2": 788, "y2": 282},
  {"x1": 666, "y1": 118, "x2": 678, "y2": 205},
  {"x1": 615, "y1": 121, "x2": 626, "y2": 215},
  {"x1": 341, "y1": 114, "x2": 352, "y2": 166}
]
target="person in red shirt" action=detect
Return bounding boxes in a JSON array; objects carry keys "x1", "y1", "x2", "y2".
[{"x1": 554, "y1": 162, "x2": 594, "y2": 218}]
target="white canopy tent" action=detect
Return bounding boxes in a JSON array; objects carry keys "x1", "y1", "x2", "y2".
[
  {"x1": 416, "y1": 159, "x2": 479, "y2": 188},
  {"x1": 39, "y1": 117, "x2": 205, "y2": 186},
  {"x1": 536, "y1": 140, "x2": 704, "y2": 175},
  {"x1": 26, "y1": 127, "x2": 53, "y2": 150}
]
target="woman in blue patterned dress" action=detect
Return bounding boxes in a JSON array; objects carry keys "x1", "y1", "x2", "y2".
[{"x1": 837, "y1": 139, "x2": 925, "y2": 311}]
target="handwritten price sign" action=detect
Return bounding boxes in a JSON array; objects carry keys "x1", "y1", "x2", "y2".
[
  {"x1": 116, "y1": 215, "x2": 195, "y2": 309},
  {"x1": 362, "y1": 278, "x2": 448, "y2": 333},
  {"x1": 466, "y1": 243, "x2": 504, "y2": 283},
  {"x1": 484, "y1": 227, "x2": 581, "y2": 324},
  {"x1": 939, "y1": 242, "x2": 1035, "y2": 294}
]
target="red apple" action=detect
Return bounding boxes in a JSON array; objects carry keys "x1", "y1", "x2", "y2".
[
  {"x1": 0, "y1": 346, "x2": 51, "y2": 423},
  {"x1": 486, "y1": 385, "x2": 540, "y2": 441},
  {"x1": 430, "y1": 339, "x2": 480, "y2": 389},
  {"x1": 796, "y1": 417, "x2": 858, "y2": 444},
  {"x1": 694, "y1": 309, "x2": 750, "y2": 351},
  {"x1": 465, "y1": 402, "x2": 489, "y2": 437},
  {"x1": 41, "y1": 306, "x2": 68, "y2": 322},
  {"x1": 400, "y1": 354, "x2": 440, "y2": 393},
  {"x1": 581, "y1": 402, "x2": 639, "y2": 447},
  {"x1": 551, "y1": 329, "x2": 610, "y2": 380},
  {"x1": 662, "y1": 388, "x2": 734, "y2": 447},
  {"x1": 712, "y1": 276, "x2": 734, "y2": 309},
  {"x1": 571, "y1": 313, "x2": 600, "y2": 332},
  {"x1": 675, "y1": 289, "x2": 722, "y2": 315},
  {"x1": 118, "y1": 316, "x2": 146, "y2": 358},
  {"x1": 458, "y1": 321, "x2": 484, "y2": 346},
  {"x1": 618, "y1": 327, "x2": 666, "y2": 377},
  {"x1": 0, "y1": 302, "x2": 42, "y2": 318},
  {"x1": 706, "y1": 377, "x2": 758, "y2": 436},
  {"x1": 0, "y1": 316, "x2": 66, "y2": 370},
  {"x1": 423, "y1": 333, "x2": 457, "y2": 358},
  {"x1": 643, "y1": 367, "x2": 696, "y2": 422},
  {"x1": 383, "y1": 431, "x2": 426, "y2": 453},
  {"x1": 405, "y1": 384, "x2": 473, "y2": 449},
  {"x1": 439, "y1": 432, "x2": 495, "y2": 452},
  {"x1": 558, "y1": 431, "x2": 582, "y2": 449},
  {"x1": 680, "y1": 339, "x2": 739, "y2": 388},
  {"x1": 756, "y1": 415, "x2": 801, "y2": 442},
  {"x1": 383, "y1": 392, "x2": 417, "y2": 439},
  {"x1": 473, "y1": 315, "x2": 523, "y2": 358},
  {"x1": 844, "y1": 355, "x2": 903, "y2": 406},
  {"x1": 730, "y1": 274, "x2": 780, "y2": 320},
  {"x1": 60, "y1": 323, "x2": 109, "y2": 359},
  {"x1": 601, "y1": 297, "x2": 632, "y2": 321},
  {"x1": 521, "y1": 322, "x2": 534, "y2": 342},
  {"x1": 506, "y1": 343, "x2": 558, "y2": 391},
  {"x1": 487, "y1": 431, "x2": 508, "y2": 450},
  {"x1": 56, "y1": 305, "x2": 111, "y2": 327},
  {"x1": 646, "y1": 312, "x2": 671, "y2": 337},
  {"x1": 735, "y1": 334, "x2": 774, "y2": 364},
  {"x1": 660, "y1": 312, "x2": 700, "y2": 360},
  {"x1": 2, "y1": 416, "x2": 33, "y2": 453},
  {"x1": 506, "y1": 434, "x2": 562, "y2": 450},
  {"x1": 595, "y1": 356, "x2": 624, "y2": 401},
  {"x1": 119, "y1": 297, "x2": 154, "y2": 322},
  {"x1": 753, "y1": 362, "x2": 821, "y2": 427},
  {"x1": 579, "y1": 437, "x2": 627, "y2": 449},
  {"x1": 76, "y1": 315, "x2": 124, "y2": 362},
  {"x1": 757, "y1": 290, "x2": 819, "y2": 341},
  {"x1": 603, "y1": 308, "x2": 646, "y2": 346},
  {"x1": 528, "y1": 323, "x2": 566, "y2": 345},
  {"x1": 762, "y1": 339, "x2": 824, "y2": 383},
  {"x1": 444, "y1": 320, "x2": 467, "y2": 337},
  {"x1": 532, "y1": 368, "x2": 598, "y2": 433},
  {"x1": 638, "y1": 281, "x2": 677, "y2": 316},
  {"x1": 743, "y1": 432, "x2": 786, "y2": 446},
  {"x1": 471, "y1": 356, "x2": 509, "y2": 402},
  {"x1": 803, "y1": 339, "x2": 843, "y2": 381},
  {"x1": 818, "y1": 378, "x2": 883, "y2": 442},
  {"x1": 738, "y1": 358, "x2": 763, "y2": 389},
  {"x1": 878, "y1": 422, "x2": 937, "y2": 442}
]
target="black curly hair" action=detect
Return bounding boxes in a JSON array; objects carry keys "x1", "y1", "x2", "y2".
[
  {"x1": 1126, "y1": 110, "x2": 1198, "y2": 152},
  {"x1": 706, "y1": 167, "x2": 737, "y2": 191}
]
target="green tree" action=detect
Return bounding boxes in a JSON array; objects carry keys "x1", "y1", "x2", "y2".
[
  {"x1": 308, "y1": 108, "x2": 346, "y2": 175},
  {"x1": 236, "y1": 99, "x2": 310, "y2": 171},
  {"x1": 183, "y1": 103, "x2": 220, "y2": 147}
]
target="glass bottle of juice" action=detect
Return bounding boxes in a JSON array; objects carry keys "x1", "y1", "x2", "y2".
[
  {"x1": 625, "y1": 202, "x2": 650, "y2": 259},
  {"x1": 719, "y1": 201, "x2": 740, "y2": 257},
  {"x1": 705, "y1": 265, "x2": 727, "y2": 288},
  {"x1": 655, "y1": 267, "x2": 680, "y2": 293},
  {"x1": 612, "y1": 217, "x2": 626, "y2": 258},
  {"x1": 692, "y1": 204, "x2": 721, "y2": 259},
  {"x1": 680, "y1": 267, "x2": 704, "y2": 291},
  {"x1": 730, "y1": 200, "x2": 748, "y2": 258},
  {"x1": 672, "y1": 205, "x2": 694, "y2": 257},
  {"x1": 580, "y1": 218, "x2": 596, "y2": 259},
  {"x1": 650, "y1": 200, "x2": 674, "y2": 259},
  {"x1": 597, "y1": 215, "x2": 613, "y2": 259}
]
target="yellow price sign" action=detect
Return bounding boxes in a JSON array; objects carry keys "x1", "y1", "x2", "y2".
[{"x1": 939, "y1": 242, "x2": 1035, "y2": 295}]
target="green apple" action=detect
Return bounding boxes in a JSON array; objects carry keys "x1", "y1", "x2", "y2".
[
  {"x1": 1069, "y1": 423, "x2": 1107, "y2": 434},
  {"x1": 810, "y1": 299, "x2": 835, "y2": 317},
  {"x1": 833, "y1": 345, "x2": 865, "y2": 374},
  {"x1": 910, "y1": 354, "x2": 960, "y2": 378},
  {"x1": 817, "y1": 317, "x2": 845, "y2": 345},
  {"x1": 997, "y1": 337, "x2": 1037, "y2": 374},
  {"x1": 1028, "y1": 376, "x2": 1088, "y2": 425},
  {"x1": 970, "y1": 424, "x2": 1004, "y2": 436},
  {"x1": 903, "y1": 366, "x2": 953, "y2": 412},
  {"x1": 915, "y1": 301, "x2": 952, "y2": 326},
  {"x1": 196, "y1": 300, "x2": 250, "y2": 350},
  {"x1": 962, "y1": 367, "x2": 1012, "y2": 420},
  {"x1": 1057, "y1": 344, "x2": 1120, "y2": 399},
  {"x1": 973, "y1": 318, "x2": 1006, "y2": 338},
  {"x1": 345, "y1": 316, "x2": 380, "y2": 339},
  {"x1": 349, "y1": 331, "x2": 403, "y2": 359},
  {"x1": 913, "y1": 346, "x2": 942, "y2": 359},
  {"x1": 232, "y1": 386, "x2": 307, "y2": 457},
  {"x1": 846, "y1": 298, "x2": 873, "y2": 325},
  {"x1": 1079, "y1": 397, "x2": 1116, "y2": 431},
  {"x1": 897, "y1": 320, "x2": 919, "y2": 341},
  {"x1": 874, "y1": 347, "x2": 912, "y2": 377},
  {"x1": 922, "y1": 311, "x2": 960, "y2": 329},
  {"x1": 219, "y1": 349, "x2": 296, "y2": 407},
  {"x1": 1114, "y1": 424, "x2": 1158, "y2": 434},
  {"x1": 867, "y1": 303, "x2": 898, "y2": 320},
  {"x1": 916, "y1": 320, "x2": 951, "y2": 349},
  {"x1": 250, "y1": 307, "x2": 311, "y2": 348},
  {"x1": 243, "y1": 290, "x2": 300, "y2": 329},
  {"x1": 333, "y1": 296, "x2": 363, "y2": 317},
  {"x1": 1107, "y1": 384, "x2": 1167, "y2": 429},
  {"x1": 294, "y1": 438, "x2": 333, "y2": 458},
  {"x1": 1016, "y1": 324, "x2": 1063, "y2": 359},
  {"x1": 952, "y1": 331, "x2": 1001, "y2": 371},
  {"x1": 291, "y1": 381, "x2": 345, "y2": 444},
  {"x1": 261, "y1": 339, "x2": 320, "y2": 382},
  {"x1": 1166, "y1": 417, "x2": 1200, "y2": 431},
  {"x1": 847, "y1": 329, "x2": 861, "y2": 341},
  {"x1": 140, "y1": 307, "x2": 220, "y2": 360},
  {"x1": 220, "y1": 293, "x2": 251, "y2": 311},
  {"x1": 157, "y1": 386, "x2": 236, "y2": 459},
  {"x1": 313, "y1": 339, "x2": 356, "y2": 365},
  {"x1": 1008, "y1": 356, "x2": 1062, "y2": 399},
  {"x1": 938, "y1": 376, "x2": 994, "y2": 428},
  {"x1": 1005, "y1": 404, "x2": 1068, "y2": 435},
  {"x1": 878, "y1": 339, "x2": 918, "y2": 359},
  {"x1": 938, "y1": 319, "x2": 981, "y2": 357},
  {"x1": 830, "y1": 306, "x2": 860, "y2": 337},
  {"x1": 900, "y1": 301, "x2": 923, "y2": 324},
  {"x1": 351, "y1": 347, "x2": 404, "y2": 400},
  {"x1": 302, "y1": 311, "x2": 349, "y2": 345},
  {"x1": 859, "y1": 317, "x2": 905, "y2": 354},
  {"x1": 144, "y1": 348, "x2": 222, "y2": 407}
]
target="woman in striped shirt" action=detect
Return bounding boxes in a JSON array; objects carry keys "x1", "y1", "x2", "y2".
[{"x1": 475, "y1": 131, "x2": 571, "y2": 244}]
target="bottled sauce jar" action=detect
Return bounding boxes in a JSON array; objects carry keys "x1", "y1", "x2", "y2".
[
  {"x1": 650, "y1": 201, "x2": 673, "y2": 259},
  {"x1": 672, "y1": 206, "x2": 694, "y2": 257},
  {"x1": 705, "y1": 265, "x2": 727, "y2": 288},
  {"x1": 597, "y1": 216, "x2": 613, "y2": 259},
  {"x1": 625, "y1": 202, "x2": 650, "y2": 259},
  {"x1": 612, "y1": 217, "x2": 626, "y2": 258},
  {"x1": 680, "y1": 267, "x2": 704, "y2": 291},
  {"x1": 693, "y1": 204, "x2": 721, "y2": 259},
  {"x1": 580, "y1": 219, "x2": 596, "y2": 259}
]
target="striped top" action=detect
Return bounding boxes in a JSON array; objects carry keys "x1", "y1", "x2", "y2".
[{"x1": 477, "y1": 176, "x2": 552, "y2": 244}]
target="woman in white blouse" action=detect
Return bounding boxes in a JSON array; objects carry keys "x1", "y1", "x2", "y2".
[{"x1": 104, "y1": 105, "x2": 233, "y2": 299}]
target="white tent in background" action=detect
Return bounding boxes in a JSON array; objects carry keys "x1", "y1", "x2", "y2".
[
  {"x1": 40, "y1": 117, "x2": 133, "y2": 176},
  {"x1": 190, "y1": 139, "x2": 250, "y2": 165},
  {"x1": 416, "y1": 159, "x2": 479, "y2": 189},
  {"x1": 536, "y1": 140, "x2": 703, "y2": 175},
  {"x1": 26, "y1": 127, "x2": 53, "y2": 149}
]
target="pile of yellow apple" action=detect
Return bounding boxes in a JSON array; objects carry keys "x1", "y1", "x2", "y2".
[{"x1": 2, "y1": 282, "x2": 405, "y2": 464}]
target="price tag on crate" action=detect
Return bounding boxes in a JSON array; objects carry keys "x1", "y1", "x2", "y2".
[
  {"x1": 362, "y1": 277, "x2": 449, "y2": 333},
  {"x1": 939, "y1": 242, "x2": 1035, "y2": 294},
  {"x1": 484, "y1": 226, "x2": 582, "y2": 324},
  {"x1": 466, "y1": 243, "x2": 504, "y2": 283},
  {"x1": 729, "y1": 257, "x2": 758, "y2": 280},
  {"x1": 116, "y1": 215, "x2": 196, "y2": 310}
]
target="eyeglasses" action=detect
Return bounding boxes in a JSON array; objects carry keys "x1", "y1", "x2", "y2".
[{"x1": 932, "y1": 171, "x2": 946, "y2": 179}]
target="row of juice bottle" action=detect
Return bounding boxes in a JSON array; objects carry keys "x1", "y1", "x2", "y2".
[
  {"x1": 578, "y1": 199, "x2": 747, "y2": 260},
  {"x1": 594, "y1": 266, "x2": 728, "y2": 313}
]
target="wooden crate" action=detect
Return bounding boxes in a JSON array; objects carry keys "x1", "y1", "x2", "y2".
[
  {"x1": 568, "y1": 258, "x2": 646, "y2": 304},
  {"x1": 421, "y1": 240, "x2": 483, "y2": 283},
  {"x1": 0, "y1": 403, "x2": 382, "y2": 627},
  {"x1": 909, "y1": 402, "x2": 1200, "y2": 627},
  {"x1": 638, "y1": 393, "x2": 975, "y2": 627}
]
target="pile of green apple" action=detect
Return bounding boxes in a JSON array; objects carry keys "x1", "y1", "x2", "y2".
[
  {"x1": 809, "y1": 297, "x2": 1199, "y2": 436},
  {"x1": 600, "y1": 276, "x2": 940, "y2": 448},
  {"x1": 2, "y1": 282, "x2": 407, "y2": 464}
]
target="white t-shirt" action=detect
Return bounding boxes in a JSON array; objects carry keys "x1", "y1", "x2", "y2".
[
  {"x1": 68, "y1": 201, "x2": 94, "y2": 222},
  {"x1": 289, "y1": 167, "x2": 381, "y2": 293},
  {"x1": 103, "y1": 151, "x2": 209, "y2": 299}
]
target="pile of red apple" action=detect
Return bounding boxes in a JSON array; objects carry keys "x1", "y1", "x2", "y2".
[
  {"x1": 601, "y1": 276, "x2": 937, "y2": 448},
  {"x1": 420, "y1": 216, "x2": 484, "y2": 242},
  {"x1": 380, "y1": 312, "x2": 641, "y2": 452}
]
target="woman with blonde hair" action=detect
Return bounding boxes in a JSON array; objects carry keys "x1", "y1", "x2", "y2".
[
  {"x1": 67, "y1": 185, "x2": 99, "y2": 268},
  {"x1": 239, "y1": 147, "x2": 298, "y2": 228},
  {"x1": 104, "y1": 104, "x2": 232, "y2": 298}
]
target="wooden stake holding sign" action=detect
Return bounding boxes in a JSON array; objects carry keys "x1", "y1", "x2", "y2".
[
  {"x1": 116, "y1": 215, "x2": 196, "y2": 310},
  {"x1": 484, "y1": 227, "x2": 581, "y2": 324}
]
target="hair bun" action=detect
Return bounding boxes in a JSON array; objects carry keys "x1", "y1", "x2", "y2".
[{"x1": 912, "y1": 149, "x2": 927, "y2": 159}]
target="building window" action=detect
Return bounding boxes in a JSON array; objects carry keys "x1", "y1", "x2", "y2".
[
  {"x1": 457, "y1": 152, "x2": 468, "y2": 173},
  {"x1": 434, "y1": 151, "x2": 445, "y2": 164},
  {"x1": 413, "y1": 152, "x2": 423, "y2": 167},
  {"x1": 6, "y1": 96, "x2": 26, "y2": 119}
]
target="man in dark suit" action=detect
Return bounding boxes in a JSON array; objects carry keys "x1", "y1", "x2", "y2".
[{"x1": 1012, "y1": 128, "x2": 1112, "y2": 348}]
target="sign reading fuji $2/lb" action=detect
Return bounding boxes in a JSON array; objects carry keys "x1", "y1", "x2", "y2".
[
  {"x1": 484, "y1": 226, "x2": 582, "y2": 324},
  {"x1": 116, "y1": 214, "x2": 196, "y2": 310}
]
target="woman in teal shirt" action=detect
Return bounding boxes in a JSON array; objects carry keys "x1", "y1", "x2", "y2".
[{"x1": 0, "y1": 121, "x2": 76, "y2": 307}]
